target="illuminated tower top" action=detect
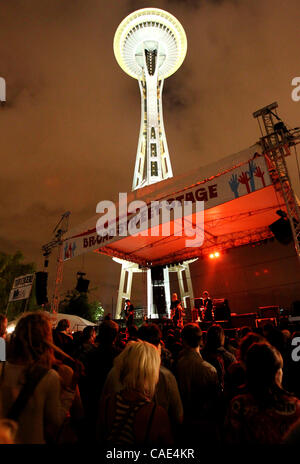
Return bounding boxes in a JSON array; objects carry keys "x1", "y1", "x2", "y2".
[
  {"x1": 114, "y1": 8, "x2": 187, "y2": 80},
  {"x1": 114, "y1": 8, "x2": 187, "y2": 190}
]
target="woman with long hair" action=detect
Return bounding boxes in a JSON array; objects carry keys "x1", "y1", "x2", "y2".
[
  {"x1": 201, "y1": 324, "x2": 236, "y2": 391},
  {"x1": 225, "y1": 332, "x2": 264, "y2": 400},
  {"x1": 226, "y1": 341, "x2": 300, "y2": 443},
  {"x1": 98, "y1": 340, "x2": 173, "y2": 446},
  {"x1": 0, "y1": 311, "x2": 77, "y2": 444}
]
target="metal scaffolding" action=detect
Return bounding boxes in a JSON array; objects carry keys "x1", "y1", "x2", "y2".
[
  {"x1": 253, "y1": 102, "x2": 300, "y2": 260},
  {"x1": 42, "y1": 211, "x2": 70, "y2": 312}
]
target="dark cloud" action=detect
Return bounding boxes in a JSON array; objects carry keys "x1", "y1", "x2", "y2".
[
  {"x1": 163, "y1": 78, "x2": 190, "y2": 111},
  {"x1": 166, "y1": 0, "x2": 240, "y2": 6}
]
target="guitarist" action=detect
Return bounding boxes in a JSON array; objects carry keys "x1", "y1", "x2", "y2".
[
  {"x1": 123, "y1": 299, "x2": 134, "y2": 328},
  {"x1": 170, "y1": 293, "x2": 185, "y2": 329},
  {"x1": 201, "y1": 291, "x2": 213, "y2": 321}
]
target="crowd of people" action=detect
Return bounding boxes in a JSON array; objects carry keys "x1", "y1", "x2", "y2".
[{"x1": 0, "y1": 311, "x2": 300, "y2": 445}]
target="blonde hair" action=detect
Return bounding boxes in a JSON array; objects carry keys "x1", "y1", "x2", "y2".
[{"x1": 114, "y1": 341, "x2": 160, "y2": 399}]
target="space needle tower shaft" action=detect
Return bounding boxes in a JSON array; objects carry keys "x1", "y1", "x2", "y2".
[{"x1": 114, "y1": 8, "x2": 187, "y2": 190}]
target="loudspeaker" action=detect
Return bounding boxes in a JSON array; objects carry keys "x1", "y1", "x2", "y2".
[
  {"x1": 258, "y1": 306, "x2": 280, "y2": 318},
  {"x1": 291, "y1": 301, "x2": 300, "y2": 317},
  {"x1": 151, "y1": 266, "x2": 166, "y2": 316},
  {"x1": 151, "y1": 266, "x2": 164, "y2": 284},
  {"x1": 76, "y1": 277, "x2": 90, "y2": 293},
  {"x1": 35, "y1": 272, "x2": 48, "y2": 306},
  {"x1": 213, "y1": 298, "x2": 231, "y2": 321},
  {"x1": 231, "y1": 313, "x2": 257, "y2": 328},
  {"x1": 269, "y1": 217, "x2": 293, "y2": 244},
  {"x1": 152, "y1": 285, "x2": 166, "y2": 315},
  {"x1": 255, "y1": 317, "x2": 277, "y2": 328}
]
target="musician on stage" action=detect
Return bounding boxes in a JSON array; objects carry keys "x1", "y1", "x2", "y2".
[
  {"x1": 123, "y1": 299, "x2": 134, "y2": 327},
  {"x1": 170, "y1": 293, "x2": 185, "y2": 328},
  {"x1": 201, "y1": 291, "x2": 213, "y2": 321}
]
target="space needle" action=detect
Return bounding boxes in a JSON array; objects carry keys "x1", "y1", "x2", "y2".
[
  {"x1": 114, "y1": 8, "x2": 187, "y2": 190},
  {"x1": 113, "y1": 8, "x2": 194, "y2": 319}
]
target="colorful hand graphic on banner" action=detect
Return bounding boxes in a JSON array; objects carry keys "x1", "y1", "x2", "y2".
[
  {"x1": 229, "y1": 174, "x2": 240, "y2": 198},
  {"x1": 238, "y1": 171, "x2": 251, "y2": 194}
]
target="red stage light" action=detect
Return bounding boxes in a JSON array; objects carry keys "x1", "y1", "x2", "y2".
[{"x1": 209, "y1": 251, "x2": 220, "y2": 259}]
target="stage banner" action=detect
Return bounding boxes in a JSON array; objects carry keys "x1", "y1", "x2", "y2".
[
  {"x1": 8, "y1": 273, "x2": 35, "y2": 302},
  {"x1": 63, "y1": 155, "x2": 271, "y2": 260}
]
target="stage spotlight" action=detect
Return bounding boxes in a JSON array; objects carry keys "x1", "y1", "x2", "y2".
[{"x1": 209, "y1": 251, "x2": 220, "y2": 259}]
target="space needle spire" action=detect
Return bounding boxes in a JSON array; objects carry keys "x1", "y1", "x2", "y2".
[{"x1": 114, "y1": 8, "x2": 187, "y2": 190}]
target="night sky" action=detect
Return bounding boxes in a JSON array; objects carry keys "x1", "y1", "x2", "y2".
[{"x1": 1, "y1": 0, "x2": 299, "y2": 311}]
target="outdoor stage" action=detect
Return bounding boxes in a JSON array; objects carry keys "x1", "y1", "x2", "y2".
[
  {"x1": 58, "y1": 138, "x2": 299, "y2": 317},
  {"x1": 63, "y1": 143, "x2": 286, "y2": 265}
]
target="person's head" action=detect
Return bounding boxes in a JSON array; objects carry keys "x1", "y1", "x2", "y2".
[
  {"x1": 171, "y1": 293, "x2": 178, "y2": 302},
  {"x1": 281, "y1": 329, "x2": 291, "y2": 342},
  {"x1": 97, "y1": 320, "x2": 119, "y2": 345},
  {"x1": 56, "y1": 319, "x2": 70, "y2": 333},
  {"x1": 245, "y1": 342, "x2": 284, "y2": 402},
  {"x1": 240, "y1": 326, "x2": 251, "y2": 338},
  {"x1": 114, "y1": 340, "x2": 160, "y2": 399},
  {"x1": 238, "y1": 332, "x2": 264, "y2": 364},
  {"x1": 0, "y1": 419, "x2": 18, "y2": 444},
  {"x1": 181, "y1": 323, "x2": 202, "y2": 349},
  {"x1": 127, "y1": 324, "x2": 138, "y2": 339},
  {"x1": 262, "y1": 322, "x2": 274, "y2": 337},
  {"x1": 203, "y1": 291, "x2": 209, "y2": 299},
  {"x1": 104, "y1": 313, "x2": 112, "y2": 321},
  {"x1": 205, "y1": 324, "x2": 225, "y2": 351},
  {"x1": 125, "y1": 299, "x2": 131, "y2": 305},
  {"x1": 0, "y1": 314, "x2": 7, "y2": 338},
  {"x1": 137, "y1": 323, "x2": 162, "y2": 348},
  {"x1": 82, "y1": 326, "x2": 96, "y2": 344},
  {"x1": 265, "y1": 327, "x2": 286, "y2": 355},
  {"x1": 174, "y1": 328, "x2": 181, "y2": 341},
  {"x1": 8, "y1": 311, "x2": 54, "y2": 369}
]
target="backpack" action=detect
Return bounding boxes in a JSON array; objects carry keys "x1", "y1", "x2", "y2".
[{"x1": 104, "y1": 392, "x2": 156, "y2": 446}]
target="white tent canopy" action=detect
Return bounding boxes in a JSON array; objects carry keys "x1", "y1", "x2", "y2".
[{"x1": 7, "y1": 311, "x2": 95, "y2": 335}]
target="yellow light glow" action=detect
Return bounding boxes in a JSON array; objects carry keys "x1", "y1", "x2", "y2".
[{"x1": 7, "y1": 324, "x2": 15, "y2": 334}]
